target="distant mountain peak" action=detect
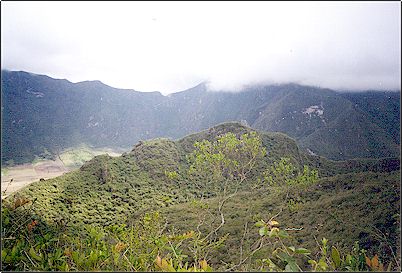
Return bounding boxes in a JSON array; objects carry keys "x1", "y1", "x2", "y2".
[{"x1": 171, "y1": 81, "x2": 208, "y2": 96}]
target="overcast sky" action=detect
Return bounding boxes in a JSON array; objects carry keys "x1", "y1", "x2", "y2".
[{"x1": 1, "y1": 1, "x2": 401, "y2": 94}]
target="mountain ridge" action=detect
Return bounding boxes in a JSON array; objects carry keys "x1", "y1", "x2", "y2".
[{"x1": 1, "y1": 70, "x2": 400, "y2": 165}]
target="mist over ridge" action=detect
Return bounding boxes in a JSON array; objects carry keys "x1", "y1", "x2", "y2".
[
  {"x1": 2, "y1": 2, "x2": 400, "y2": 94},
  {"x1": 1, "y1": 70, "x2": 400, "y2": 166}
]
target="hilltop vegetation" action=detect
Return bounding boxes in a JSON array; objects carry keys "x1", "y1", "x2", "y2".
[
  {"x1": 2, "y1": 70, "x2": 400, "y2": 165},
  {"x1": 1, "y1": 123, "x2": 400, "y2": 271}
]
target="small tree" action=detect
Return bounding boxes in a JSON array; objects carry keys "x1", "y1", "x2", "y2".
[
  {"x1": 187, "y1": 132, "x2": 266, "y2": 248},
  {"x1": 188, "y1": 132, "x2": 266, "y2": 197}
]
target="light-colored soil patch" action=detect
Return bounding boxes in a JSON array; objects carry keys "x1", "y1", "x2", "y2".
[
  {"x1": 1, "y1": 158, "x2": 71, "y2": 199},
  {"x1": 1, "y1": 147, "x2": 123, "y2": 198}
]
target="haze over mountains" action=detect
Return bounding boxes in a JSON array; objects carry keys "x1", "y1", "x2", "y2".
[{"x1": 1, "y1": 70, "x2": 400, "y2": 165}]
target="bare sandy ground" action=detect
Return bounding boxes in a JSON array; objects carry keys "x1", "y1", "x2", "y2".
[{"x1": 1, "y1": 158, "x2": 71, "y2": 199}]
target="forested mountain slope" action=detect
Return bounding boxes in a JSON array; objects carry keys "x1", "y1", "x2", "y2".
[
  {"x1": 1, "y1": 70, "x2": 400, "y2": 165},
  {"x1": 2, "y1": 123, "x2": 400, "y2": 271}
]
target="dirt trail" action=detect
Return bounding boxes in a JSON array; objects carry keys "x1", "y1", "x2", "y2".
[{"x1": 1, "y1": 158, "x2": 72, "y2": 199}]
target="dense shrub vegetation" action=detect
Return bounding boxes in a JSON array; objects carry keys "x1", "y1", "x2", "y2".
[{"x1": 1, "y1": 123, "x2": 400, "y2": 271}]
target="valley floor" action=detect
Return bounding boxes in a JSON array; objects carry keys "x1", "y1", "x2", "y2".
[
  {"x1": 1, "y1": 147, "x2": 123, "y2": 198},
  {"x1": 1, "y1": 158, "x2": 71, "y2": 198}
]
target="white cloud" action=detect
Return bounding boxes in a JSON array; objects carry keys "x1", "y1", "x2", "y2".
[{"x1": 1, "y1": 1, "x2": 400, "y2": 94}]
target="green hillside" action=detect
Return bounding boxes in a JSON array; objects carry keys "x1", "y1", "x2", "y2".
[
  {"x1": 161, "y1": 171, "x2": 400, "y2": 270},
  {"x1": 2, "y1": 71, "x2": 400, "y2": 165},
  {"x1": 1, "y1": 123, "x2": 400, "y2": 271}
]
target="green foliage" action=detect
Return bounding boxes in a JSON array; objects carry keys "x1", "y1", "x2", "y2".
[
  {"x1": 162, "y1": 170, "x2": 400, "y2": 271},
  {"x1": 4, "y1": 194, "x2": 390, "y2": 272},
  {"x1": 263, "y1": 157, "x2": 318, "y2": 189},
  {"x1": 255, "y1": 219, "x2": 309, "y2": 271},
  {"x1": 1, "y1": 123, "x2": 400, "y2": 272},
  {"x1": 1, "y1": 199, "x2": 219, "y2": 271},
  {"x1": 131, "y1": 138, "x2": 181, "y2": 178},
  {"x1": 255, "y1": 220, "x2": 389, "y2": 272},
  {"x1": 165, "y1": 170, "x2": 179, "y2": 180},
  {"x1": 188, "y1": 131, "x2": 266, "y2": 196},
  {"x1": 306, "y1": 239, "x2": 374, "y2": 271},
  {"x1": 261, "y1": 157, "x2": 319, "y2": 213}
]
